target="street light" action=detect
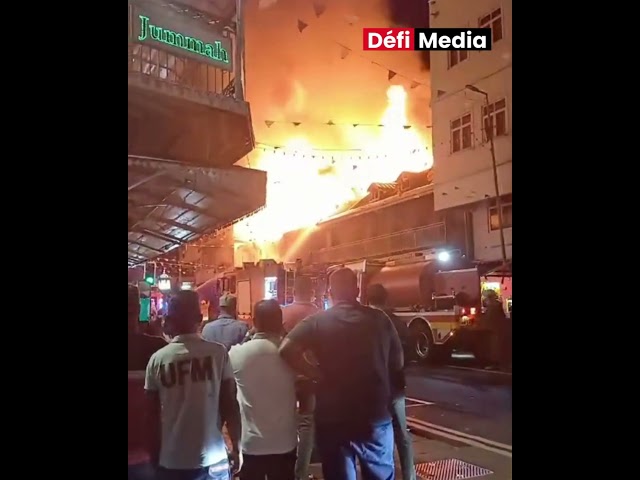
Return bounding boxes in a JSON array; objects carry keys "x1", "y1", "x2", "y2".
[{"x1": 465, "y1": 84, "x2": 508, "y2": 266}]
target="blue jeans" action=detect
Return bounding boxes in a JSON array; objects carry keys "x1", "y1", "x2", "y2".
[
  {"x1": 296, "y1": 412, "x2": 315, "y2": 480},
  {"x1": 390, "y1": 396, "x2": 416, "y2": 480},
  {"x1": 128, "y1": 462, "x2": 157, "y2": 480},
  {"x1": 295, "y1": 386, "x2": 316, "y2": 480},
  {"x1": 316, "y1": 420, "x2": 395, "y2": 480}
]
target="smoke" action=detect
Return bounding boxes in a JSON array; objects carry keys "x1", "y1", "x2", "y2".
[
  {"x1": 385, "y1": 0, "x2": 431, "y2": 69},
  {"x1": 242, "y1": 0, "x2": 431, "y2": 154}
]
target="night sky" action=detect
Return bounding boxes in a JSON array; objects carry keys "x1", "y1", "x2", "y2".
[{"x1": 386, "y1": 0, "x2": 431, "y2": 68}]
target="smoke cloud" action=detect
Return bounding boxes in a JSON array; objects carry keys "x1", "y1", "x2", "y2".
[
  {"x1": 243, "y1": 0, "x2": 431, "y2": 154},
  {"x1": 385, "y1": 0, "x2": 431, "y2": 69}
]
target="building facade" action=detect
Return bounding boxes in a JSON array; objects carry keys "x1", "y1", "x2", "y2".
[
  {"x1": 429, "y1": 0, "x2": 512, "y2": 263},
  {"x1": 128, "y1": 0, "x2": 254, "y2": 167},
  {"x1": 127, "y1": 1, "x2": 267, "y2": 268},
  {"x1": 277, "y1": 170, "x2": 471, "y2": 266}
]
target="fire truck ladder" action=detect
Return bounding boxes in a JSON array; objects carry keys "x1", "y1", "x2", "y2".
[{"x1": 283, "y1": 263, "x2": 297, "y2": 306}]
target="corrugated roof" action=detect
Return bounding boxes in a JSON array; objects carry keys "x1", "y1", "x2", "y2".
[{"x1": 128, "y1": 156, "x2": 266, "y2": 266}]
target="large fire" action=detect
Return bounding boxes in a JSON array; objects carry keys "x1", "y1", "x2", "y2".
[{"x1": 234, "y1": 85, "x2": 432, "y2": 262}]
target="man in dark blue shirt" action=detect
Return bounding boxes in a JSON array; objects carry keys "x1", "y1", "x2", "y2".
[
  {"x1": 202, "y1": 294, "x2": 249, "y2": 350},
  {"x1": 280, "y1": 268, "x2": 403, "y2": 480}
]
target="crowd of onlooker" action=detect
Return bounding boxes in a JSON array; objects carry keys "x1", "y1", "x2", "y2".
[{"x1": 128, "y1": 268, "x2": 416, "y2": 480}]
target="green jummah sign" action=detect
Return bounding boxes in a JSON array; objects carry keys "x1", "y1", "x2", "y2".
[
  {"x1": 130, "y1": 2, "x2": 233, "y2": 71},
  {"x1": 137, "y1": 14, "x2": 229, "y2": 65}
]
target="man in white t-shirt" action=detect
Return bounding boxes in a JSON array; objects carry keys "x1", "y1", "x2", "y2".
[
  {"x1": 229, "y1": 299, "x2": 298, "y2": 480},
  {"x1": 145, "y1": 291, "x2": 242, "y2": 480}
]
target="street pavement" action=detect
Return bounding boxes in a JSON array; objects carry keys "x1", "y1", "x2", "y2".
[
  {"x1": 308, "y1": 434, "x2": 512, "y2": 479},
  {"x1": 405, "y1": 363, "x2": 512, "y2": 447},
  {"x1": 308, "y1": 363, "x2": 512, "y2": 479}
]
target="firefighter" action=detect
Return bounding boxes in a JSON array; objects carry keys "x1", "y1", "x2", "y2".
[{"x1": 480, "y1": 289, "x2": 510, "y2": 370}]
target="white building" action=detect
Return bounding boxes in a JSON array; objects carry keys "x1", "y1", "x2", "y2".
[{"x1": 429, "y1": 0, "x2": 512, "y2": 263}]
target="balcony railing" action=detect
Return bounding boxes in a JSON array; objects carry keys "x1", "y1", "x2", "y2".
[
  {"x1": 128, "y1": 43, "x2": 235, "y2": 98},
  {"x1": 311, "y1": 223, "x2": 447, "y2": 265}
]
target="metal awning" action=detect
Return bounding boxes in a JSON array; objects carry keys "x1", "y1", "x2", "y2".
[{"x1": 128, "y1": 155, "x2": 266, "y2": 266}]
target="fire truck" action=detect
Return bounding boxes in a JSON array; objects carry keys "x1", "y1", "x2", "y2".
[
  {"x1": 326, "y1": 249, "x2": 482, "y2": 363},
  {"x1": 215, "y1": 249, "x2": 481, "y2": 362},
  {"x1": 215, "y1": 259, "x2": 315, "y2": 321}
]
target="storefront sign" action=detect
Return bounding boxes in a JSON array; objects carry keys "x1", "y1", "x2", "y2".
[
  {"x1": 130, "y1": 2, "x2": 232, "y2": 71},
  {"x1": 158, "y1": 274, "x2": 172, "y2": 292}
]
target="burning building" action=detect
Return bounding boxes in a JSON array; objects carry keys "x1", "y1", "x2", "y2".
[{"x1": 173, "y1": 0, "x2": 435, "y2": 278}]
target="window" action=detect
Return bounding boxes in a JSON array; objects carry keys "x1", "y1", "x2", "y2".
[
  {"x1": 448, "y1": 49, "x2": 468, "y2": 69},
  {"x1": 482, "y1": 98, "x2": 508, "y2": 141},
  {"x1": 450, "y1": 114, "x2": 473, "y2": 153},
  {"x1": 488, "y1": 193, "x2": 512, "y2": 231},
  {"x1": 479, "y1": 8, "x2": 503, "y2": 43}
]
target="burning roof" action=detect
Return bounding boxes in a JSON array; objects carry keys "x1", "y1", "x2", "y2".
[{"x1": 349, "y1": 168, "x2": 434, "y2": 211}]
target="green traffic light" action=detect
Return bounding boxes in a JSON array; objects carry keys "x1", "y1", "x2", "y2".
[{"x1": 145, "y1": 276, "x2": 155, "y2": 285}]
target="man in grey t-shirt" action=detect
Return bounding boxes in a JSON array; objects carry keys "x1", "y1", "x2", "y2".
[{"x1": 145, "y1": 291, "x2": 242, "y2": 480}]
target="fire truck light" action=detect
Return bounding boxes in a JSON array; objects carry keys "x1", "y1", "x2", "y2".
[{"x1": 437, "y1": 251, "x2": 450, "y2": 262}]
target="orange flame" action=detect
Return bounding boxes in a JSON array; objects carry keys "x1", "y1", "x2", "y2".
[{"x1": 234, "y1": 85, "x2": 432, "y2": 261}]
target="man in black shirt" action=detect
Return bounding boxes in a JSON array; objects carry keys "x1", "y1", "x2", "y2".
[
  {"x1": 367, "y1": 283, "x2": 416, "y2": 480},
  {"x1": 280, "y1": 268, "x2": 403, "y2": 480}
]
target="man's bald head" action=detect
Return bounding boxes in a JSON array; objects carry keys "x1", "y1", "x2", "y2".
[{"x1": 329, "y1": 267, "x2": 359, "y2": 303}]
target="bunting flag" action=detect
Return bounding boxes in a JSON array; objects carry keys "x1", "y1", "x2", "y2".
[
  {"x1": 312, "y1": 0, "x2": 326, "y2": 18},
  {"x1": 255, "y1": 141, "x2": 428, "y2": 155},
  {"x1": 251, "y1": 142, "x2": 431, "y2": 168},
  {"x1": 257, "y1": 118, "x2": 432, "y2": 129},
  {"x1": 339, "y1": 44, "x2": 350, "y2": 60},
  {"x1": 297, "y1": 19, "x2": 308, "y2": 33},
  {"x1": 293, "y1": 21, "x2": 427, "y2": 89}
]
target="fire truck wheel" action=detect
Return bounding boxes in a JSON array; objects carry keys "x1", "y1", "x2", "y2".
[{"x1": 409, "y1": 320, "x2": 434, "y2": 363}]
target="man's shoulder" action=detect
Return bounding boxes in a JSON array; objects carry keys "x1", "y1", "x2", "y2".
[
  {"x1": 147, "y1": 341, "x2": 174, "y2": 364},
  {"x1": 201, "y1": 320, "x2": 219, "y2": 331},
  {"x1": 233, "y1": 319, "x2": 249, "y2": 330},
  {"x1": 367, "y1": 305, "x2": 396, "y2": 323},
  {"x1": 195, "y1": 336, "x2": 230, "y2": 354},
  {"x1": 228, "y1": 339, "x2": 250, "y2": 358},
  {"x1": 145, "y1": 333, "x2": 168, "y2": 348},
  {"x1": 229, "y1": 337, "x2": 273, "y2": 360}
]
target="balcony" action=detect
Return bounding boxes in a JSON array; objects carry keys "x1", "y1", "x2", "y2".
[
  {"x1": 311, "y1": 223, "x2": 447, "y2": 265},
  {"x1": 128, "y1": 0, "x2": 254, "y2": 168}
]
